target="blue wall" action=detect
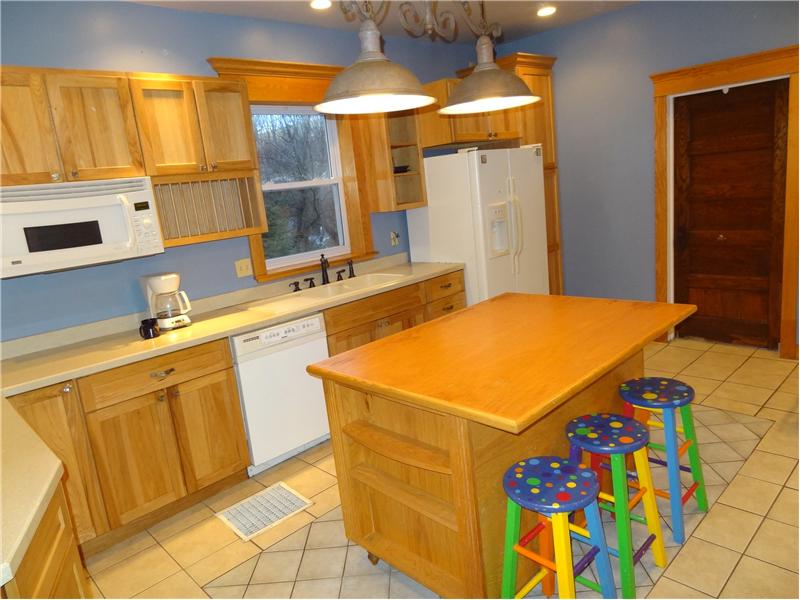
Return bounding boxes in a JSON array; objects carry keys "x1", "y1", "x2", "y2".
[
  {"x1": 498, "y1": 1, "x2": 798, "y2": 301},
  {"x1": 0, "y1": 1, "x2": 473, "y2": 340}
]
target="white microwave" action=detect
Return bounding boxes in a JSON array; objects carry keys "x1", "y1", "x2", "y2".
[{"x1": 0, "y1": 177, "x2": 164, "y2": 279}]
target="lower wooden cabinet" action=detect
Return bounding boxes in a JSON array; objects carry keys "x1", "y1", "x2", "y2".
[
  {"x1": 86, "y1": 391, "x2": 187, "y2": 528},
  {"x1": 169, "y1": 368, "x2": 249, "y2": 492}
]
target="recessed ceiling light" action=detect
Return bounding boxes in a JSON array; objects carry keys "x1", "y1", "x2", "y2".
[
  {"x1": 310, "y1": 0, "x2": 332, "y2": 10},
  {"x1": 537, "y1": 5, "x2": 557, "y2": 17}
]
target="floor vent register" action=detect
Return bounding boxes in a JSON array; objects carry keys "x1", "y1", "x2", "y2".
[{"x1": 216, "y1": 482, "x2": 312, "y2": 541}]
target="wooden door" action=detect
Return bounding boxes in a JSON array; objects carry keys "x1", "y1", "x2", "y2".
[
  {"x1": 452, "y1": 111, "x2": 492, "y2": 142},
  {"x1": 45, "y1": 73, "x2": 144, "y2": 180},
  {"x1": 50, "y1": 544, "x2": 88, "y2": 600},
  {"x1": 193, "y1": 80, "x2": 255, "y2": 172},
  {"x1": 516, "y1": 72, "x2": 557, "y2": 166},
  {"x1": 674, "y1": 79, "x2": 789, "y2": 346},
  {"x1": 168, "y1": 369, "x2": 249, "y2": 492},
  {"x1": 327, "y1": 321, "x2": 375, "y2": 356},
  {"x1": 86, "y1": 392, "x2": 186, "y2": 527},
  {"x1": 9, "y1": 381, "x2": 109, "y2": 543},
  {"x1": 417, "y1": 79, "x2": 455, "y2": 148},
  {"x1": 0, "y1": 69, "x2": 64, "y2": 185},
  {"x1": 129, "y1": 78, "x2": 207, "y2": 176},
  {"x1": 374, "y1": 307, "x2": 426, "y2": 339}
]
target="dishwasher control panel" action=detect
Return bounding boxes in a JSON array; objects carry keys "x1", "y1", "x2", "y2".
[{"x1": 232, "y1": 314, "x2": 325, "y2": 358}]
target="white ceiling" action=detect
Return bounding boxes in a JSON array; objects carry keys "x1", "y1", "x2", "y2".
[{"x1": 138, "y1": 1, "x2": 634, "y2": 43}]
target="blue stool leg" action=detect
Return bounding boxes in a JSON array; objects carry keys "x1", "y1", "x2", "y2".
[
  {"x1": 584, "y1": 499, "x2": 615, "y2": 599},
  {"x1": 569, "y1": 444, "x2": 582, "y2": 464},
  {"x1": 662, "y1": 407, "x2": 685, "y2": 543}
]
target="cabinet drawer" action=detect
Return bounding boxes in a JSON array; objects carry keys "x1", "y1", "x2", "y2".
[
  {"x1": 425, "y1": 292, "x2": 466, "y2": 321},
  {"x1": 424, "y1": 271, "x2": 464, "y2": 303},
  {"x1": 78, "y1": 339, "x2": 232, "y2": 411},
  {"x1": 324, "y1": 283, "x2": 426, "y2": 335}
]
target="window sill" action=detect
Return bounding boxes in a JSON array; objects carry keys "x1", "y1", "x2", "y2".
[{"x1": 252, "y1": 250, "x2": 379, "y2": 284}]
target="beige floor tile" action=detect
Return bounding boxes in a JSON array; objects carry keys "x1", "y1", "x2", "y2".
[
  {"x1": 645, "y1": 368, "x2": 679, "y2": 379},
  {"x1": 296, "y1": 547, "x2": 348, "y2": 580},
  {"x1": 344, "y1": 545, "x2": 391, "y2": 577},
  {"x1": 693, "y1": 409, "x2": 736, "y2": 426},
  {"x1": 283, "y1": 464, "x2": 337, "y2": 498},
  {"x1": 646, "y1": 346, "x2": 704, "y2": 373},
  {"x1": 753, "y1": 348, "x2": 799, "y2": 362},
  {"x1": 206, "y1": 585, "x2": 247, "y2": 599},
  {"x1": 206, "y1": 555, "x2": 259, "y2": 587},
  {"x1": 85, "y1": 530, "x2": 157, "y2": 575},
  {"x1": 767, "y1": 488, "x2": 799, "y2": 526},
  {"x1": 757, "y1": 418, "x2": 800, "y2": 459},
  {"x1": 701, "y1": 395, "x2": 760, "y2": 416},
  {"x1": 291, "y1": 577, "x2": 342, "y2": 598},
  {"x1": 779, "y1": 367, "x2": 798, "y2": 393},
  {"x1": 720, "y1": 556, "x2": 799, "y2": 598},
  {"x1": 644, "y1": 341, "x2": 667, "y2": 359},
  {"x1": 244, "y1": 582, "x2": 295, "y2": 598},
  {"x1": 134, "y1": 570, "x2": 207, "y2": 598},
  {"x1": 676, "y1": 374, "x2": 723, "y2": 396},
  {"x1": 251, "y1": 550, "x2": 303, "y2": 584},
  {"x1": 788, "y1": 464, "x2": 799, "y2": 489},
  {"x1": 766, "y1": 390, "x2": 799, "y2": 413},
  {"x1": 743, "y1": 419, "x2": 774, "y2": 437},
  {"x1": 162, "y1": 516, "x2": 240, "y2": 567},
  {"x1": 647, "y1": 576, "x2": 712, "y2": 598},
  {"x1": 252, "y1": 510, "x2": 314, "y2": 550},
  {"x1": 186, "y1": 541, "x2": 261, "y2": 587},
  {"x1": 340, "y1": 573, "x2": 390, "y2": 599},
  {"x1": 149, "y1": 503, "x2": 215, "y2": 543},
  {"x1": 306, "y1": 485, "x2": 341, "y2": 517},
  {"x1": 316, "y1": 506, "x2": 343, "y2": 522},
  {"x1": 709, "y1": 342, "x2": 756, "y2": 357},
  {"x1": 204, "y1": 478, "x2": 265, "y2": 512},
  {"x1": 692, "y1": 426, "x2": 721, "y2": 444},
  {"x1": 88, "y1": 578, "x2": 104, "y2": 599},
  {"x1": 691, "y1": 503, "x2": 763, "y2": 552},
  {"x1": 729, "y1": 411, "x2": 770, "y2": 424},
  {"x1": 739, "y1": 451, "x2": 797, "y2": 485},
  {"x1": 708, "y1": 460, "x2": 743, "y2": 483},
  {"x1": 306, "y1": 520, "x2": 348, "y2": 549},
  {"x1": 681, "y1": 351, "x2": 748, "y2": 381},
  {"x1": 264, "y1": 525, "x2": 310, "y2": 553},
  {"x1": 746, "y1": 518, "x2": 799, "y2": 572},
  {"x1": 727, "y1": 438, "x2": 760, "y2": 458},
  {"x1": 756, "y1": 406, "x2": 797, "y2": 422},
  {"x1": 663, "y1": 537, "x2": 739, "y2": 596},
  {"x1": 254, "y1": 458, "x2": 309, "y2": 488},
  {"x1": 707, "y1": 422, "x2": 759, "y2": 442},
  {"x1": 698, "y1": 442, "x2": 742, "y2": 463},
  {"x1": 706, "y1": 381, "x2": 774, "y2": 407},
  {"x1": 389, "y1": 571, "x2": 437, "y2": 599},
  {"x1": 717, "y1": 474, "x2": 782, "y2": 515},
  {"x1": 295, "y1": 439, "x2": 333, "y2": 464},
  {"x1": 729, "y1": 357, "x2": 796, "y2": 389},
  {"x1": 93, "y1": 544, "x2": 181, "y2": 599},
  {"x1": 670, "y1": 337, "x2": 715, "y2": 351},
  {"x1": 315, "y1": 453, "x2": 337, "y2": 476}
]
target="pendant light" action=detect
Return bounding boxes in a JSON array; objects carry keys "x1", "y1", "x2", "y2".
[
  {"x1": 439, "y1": 35, "x2": 541, "y2": 115},
  {"x1": 315, "y1": 17, "x2": 435, "y2": 114}
]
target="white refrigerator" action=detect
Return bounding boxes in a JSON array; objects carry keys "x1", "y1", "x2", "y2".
[{"x1": 407, "y1": 145, "x2": 550, "y2": 305}]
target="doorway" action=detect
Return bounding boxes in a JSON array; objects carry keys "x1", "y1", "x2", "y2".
[{"x1": 672, "y1": 79, "x2": 789, "y2": 347}]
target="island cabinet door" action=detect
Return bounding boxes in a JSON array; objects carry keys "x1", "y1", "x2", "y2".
[
  {"x1": 167, "y1": 368, "x2": 250, "y2": 492},
  {"x1": 86, "y1": 391, "x2": 187, "y2": 528}
]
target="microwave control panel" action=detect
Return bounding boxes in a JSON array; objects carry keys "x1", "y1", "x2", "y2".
[{"x1": 130, "y1": 197, "x2": 164, "y2": 255}]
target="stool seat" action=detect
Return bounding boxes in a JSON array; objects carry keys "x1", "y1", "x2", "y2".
[
  {"x1": 619, "y1": 377, "x2": 695, "y2": 408},
  {"x1": 566, "y1": 413, "x2": 649, "y2": 455},
  {"x1": 503, "y1": 456, "x2": 599, "y2": 513}
]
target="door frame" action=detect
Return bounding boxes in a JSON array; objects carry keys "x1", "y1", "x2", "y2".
[{"x1": 652, "y1": 45, "x2": 799, "y2": 357}]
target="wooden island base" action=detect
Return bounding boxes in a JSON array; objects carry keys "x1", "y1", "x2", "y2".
[{"x1": 323, "y1": 352, "x2": 641, "y2": 598}]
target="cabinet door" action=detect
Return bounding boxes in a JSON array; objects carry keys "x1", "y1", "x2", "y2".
[
  {"x1": 168, "y1": 369, "x2": 249, "y2": 492},
  {"x1": 86, "y1": 392, "x2": 186, "y2": 528},
  {"x1": 45, "y1": 73, "x2": 144, "y2": 180},
  {"x1": 543, "y1": 167, "x2": 564, "y2": 294},
  {"x1": 50, "y1": 544, "x2": 88, "y2": 600},
  {"x1": 374, "y1": 307, "x2": 426, "y2": 339},
  {"x1": 417, "y1": 79, "x2": 455, "y2": 148},
  {"x1": 516, "y1": 72, "x2": 557, "y2": 166},
  {"x1": 452, "y1": 111, "x2": 491, "y2": 142},
  {"x1": 129, "y1": 78, "x2": 207, "y2": 176},
  {"x1": 327, "y1": 321, "x2": 376, "y2": 356},
  {"x1": 9, "y1": 381, "x2": 109, "y2": 543},
  {"x1": 0, "y1": 69, "x2": 63, "y2": 185},
  {"x1": 193, "y1": 80, "x2": 255, "y2": 172}
]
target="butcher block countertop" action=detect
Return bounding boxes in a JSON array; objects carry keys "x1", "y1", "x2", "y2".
[{"x1": 308, "y1": 293, "x2": 696, "y2": 433}]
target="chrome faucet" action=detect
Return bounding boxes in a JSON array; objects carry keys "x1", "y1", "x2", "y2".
[{"x1": 320, "y1": 254, "x2": 330, "y2": 285}]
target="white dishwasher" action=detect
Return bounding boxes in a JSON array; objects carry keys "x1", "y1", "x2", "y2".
[{"x1": 231, "y1": 313, "x2": 330, "y2": 476}]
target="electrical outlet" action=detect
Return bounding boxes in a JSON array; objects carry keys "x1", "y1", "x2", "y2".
[
  {"x1": 235, "y1": 258, "x2": 253, "y2": 278},
  {"x1": 390, "y1": 231, "x2": 400, "y2": 247}
]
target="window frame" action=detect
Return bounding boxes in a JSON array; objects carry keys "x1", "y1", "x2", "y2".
[{"x1": 251, "y1": 104, "x2": 351, "y2": 270}]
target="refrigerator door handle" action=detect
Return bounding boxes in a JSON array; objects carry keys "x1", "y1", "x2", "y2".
[{"x1": 512, "y1": 195, "x2": 524, "y2": 275}]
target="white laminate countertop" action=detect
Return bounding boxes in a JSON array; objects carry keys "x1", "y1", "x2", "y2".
[
  {"x1": 1, "y1": 398, "x2": 63, "y2": 586},
  {"x1": 1, "y1": 262, "x2": 463, "y2": 397}
]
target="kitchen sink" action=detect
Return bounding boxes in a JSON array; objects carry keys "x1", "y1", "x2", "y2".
[{"x1": 341, "y1": 273, "x2": 404, "y2": 290}]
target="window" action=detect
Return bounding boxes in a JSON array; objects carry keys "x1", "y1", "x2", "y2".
[{"x1": 251, "y1": 106, "x2": 349, "y2": 269}]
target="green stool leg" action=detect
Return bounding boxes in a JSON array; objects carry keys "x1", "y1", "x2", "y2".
[
  {"x1": 680, "y1": 404, "x2": 708, "y2": 512},
  {"x1": 501, "y1": 498, "x2": 522, "y2": 599},
  {"x1": 611, "y1": 453, "x2": 636, "y2": 599}
]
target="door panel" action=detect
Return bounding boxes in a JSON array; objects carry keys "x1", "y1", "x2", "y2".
[
  {"x1": 674, "y1": 79, "x2": 788, "y2": 347},
  {"x1": 168, "y1": 369, "x2": 249, "y2": 492},
  {"x1": 193, "y1": 80, "x2": 255, "y2": 172}
]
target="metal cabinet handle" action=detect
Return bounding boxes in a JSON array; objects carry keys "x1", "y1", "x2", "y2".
[
  {"x1": 210, "y1": 162, "x2": 218, "y2": 171},
  {"x1": 62, "y1": 383, "x2": 73, "y2": 393},
  {"x1": 442, "y1": 305, "x2": 454, "y2": 312},
  {"x1": 70, "y1": 169, "x2": 79, "y2": 177},
  {"x1": 716, "y1": 234, "x2": 727, "y2": 242},
  {"x1": 50, "y1": 171, "x2": 61, "y2": 182},
  {"x1": 440, "y1": 282, "x2": 453, "y2": 289},
  {"x1": 150, "y1": 367, "x2": 175, "y2": 379},
  {"x1": 199, "y1": 164, "x2": 208, "y2": 172},
  {"x1": 157, "y1": 393, "x2": 166, "y2": 402}
]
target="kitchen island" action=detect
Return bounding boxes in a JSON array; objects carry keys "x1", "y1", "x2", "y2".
[{"x1": 307, "y1": 293, "x2": 695, "y2": 598}]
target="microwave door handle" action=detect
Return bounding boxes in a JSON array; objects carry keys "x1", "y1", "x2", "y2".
[
  {"x1": 177, "y1": 290, "x2": 192, "y2": 313},
  {"x1": 117, "y1": 194, "x2": 135, "y2": 249}
]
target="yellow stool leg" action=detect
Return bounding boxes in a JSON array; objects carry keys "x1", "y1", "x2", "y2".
[
  {"x1": 633, "y1": 447, "x2": 667, "y2": 567},
  {"x1": 551, "y1": 512, "x2": 576, "y2": 599},
  {"x1": 539, "y1": 515, "x2": 556, "y2": 597}
]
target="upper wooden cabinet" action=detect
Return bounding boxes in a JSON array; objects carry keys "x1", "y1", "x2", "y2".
[
  {"x1": 193, "y1": 80, "x2": 256, "y2": 172},
  {"x1": 0, "y1": 69, "x2": 63, "y2": 185},
  {"x1": 451, "y1": 106, "x2": 522, "y2": 143},
  {"x1": 45, "y1": 72, "x2": 144, "y2": 181},
  {"x1": 417, "y1": 79, "x2": 455, "y2": 148}
]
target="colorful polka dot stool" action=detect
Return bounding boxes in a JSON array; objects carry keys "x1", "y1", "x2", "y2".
[
  {"x1": 501, "y1": 456, "x2": 615, "y2": 599},
  {"x1": 566, "y1": 414, "x2": 667, "y2": 600},
  {"x1": 619, "y1": 377, "x2": 708, "y2": 544}
]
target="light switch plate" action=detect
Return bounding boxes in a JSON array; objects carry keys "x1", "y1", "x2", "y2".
[{"x1": 235, "y1": 258, "x2": 253, "y2": 278}]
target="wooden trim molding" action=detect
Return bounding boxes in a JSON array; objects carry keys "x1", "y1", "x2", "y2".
[
  {"x1": 456, "y1": 52, "x2": 556, "y2": 78},
  {"x1": 652, "y1": 45, "x2": 799, "y2": 357}
]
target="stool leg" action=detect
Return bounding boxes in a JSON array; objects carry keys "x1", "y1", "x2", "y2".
[
  {"x1": 680, "y1": 404, "x2": 709, "y2": 512},
  {"x1": 632, "y1": 447, "x2": 667, "y2": 568},
  {"x1": 584, "y1": 499, "x2": 615, "y2": 599},
  {"x1": 569, "y1": 444, "x2": 582, "y2": 464},
  {"x1": 539, "y1": 514, "x2": 556, "y2": 597},
  {"x1": 610, "y1": 453, "x2": 636, "y2": 599},
  {"x1": 662, "y1": 408, "x2": 685, "y2": 543},
  {"x1": 551, "y1": 512, "x2": 576, "y2": 599},
  {"x1": 501, "y1": 498, "x2": 522, "y2": 599}
]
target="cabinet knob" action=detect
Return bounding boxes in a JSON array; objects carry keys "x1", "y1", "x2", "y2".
[
  {"x1": 70, "y1": 169, "x2": 79, "y2": 177},
  {"x1": 210, "y1": 162, "x2": 218, "y2": 171},
  {"x1": 442, "y1": 304, "x2": 454, "y2": 312},
  {"x1": 199, "y1": 164, "x2": 208, "y2": 172},
  {"x1": 50, "y1": 171, "x2": 61, "y2": 182},
  {"x1": 150, "y1": 367, "x2": 176, "y2": 380},
  {"x1": 440, "y1": 282, "x2": 453, "y2": 289},
  {"x1": 62, "y1": 383, "x2": 73, "y2": 393},
  {"x1": 157, "y1": 393, "x2": 166, "y2": 402}
]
